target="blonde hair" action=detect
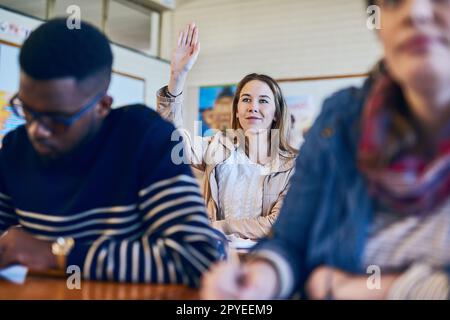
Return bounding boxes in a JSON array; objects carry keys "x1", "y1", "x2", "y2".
[{"x1": 230, "y1": 73, "x2": 298, "y2": 157}]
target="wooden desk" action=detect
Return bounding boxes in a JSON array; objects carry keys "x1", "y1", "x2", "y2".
[{"x1": 0, "y1": 276, "x2": 199, "y2": 300}]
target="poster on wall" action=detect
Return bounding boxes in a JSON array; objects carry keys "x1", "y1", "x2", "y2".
[
  {"x1": 284, "y1": 95, "x2": 315, "y2": 149},
  {"x1": 198, "y1": 85, "x2": 236, "y2": 136},
  {"x1": 280, "y1": 75, "x2": 367, "y2": 148}
]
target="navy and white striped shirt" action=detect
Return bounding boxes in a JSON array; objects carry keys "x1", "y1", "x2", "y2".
[{"x1": 0, "y1": 105, "x2": 224, "y2": 286}]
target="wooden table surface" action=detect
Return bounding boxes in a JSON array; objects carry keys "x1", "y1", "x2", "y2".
[{"x1": 0, "y1": 276, "x2": 200, "y2": 300}]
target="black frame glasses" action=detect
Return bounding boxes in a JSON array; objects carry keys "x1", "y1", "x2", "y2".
[{"x1": 9, "y1": 91, "x2": 105, "y2": 133}]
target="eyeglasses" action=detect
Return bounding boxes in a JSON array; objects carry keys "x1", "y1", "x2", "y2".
[{"x1": 9, "y1": 91, "x2": 105, "y2": 134}]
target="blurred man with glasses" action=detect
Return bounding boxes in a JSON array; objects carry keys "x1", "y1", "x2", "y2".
[{"x1": 0, "y1": 18, "x2": 224, "y2": 286}]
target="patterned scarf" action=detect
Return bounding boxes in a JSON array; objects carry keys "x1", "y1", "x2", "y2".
[{"x1": 358, "y1": 74, "x2": 450, "y2": 215}]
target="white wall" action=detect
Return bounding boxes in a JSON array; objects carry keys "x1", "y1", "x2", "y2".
[
  {"x1": 162, "y1": 0, "x2": 384, "y2": 131},
  {"x1": 0, "y1": 7, "x2": 169, "y2": 109},
  {"x1": 112, "y1": 45, "x2": 169, "y2": 108}
]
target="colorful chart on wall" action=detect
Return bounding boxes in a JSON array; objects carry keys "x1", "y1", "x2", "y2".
[
  {"x1": 198, "y1": 85, "x2": 236, "y2": 136},
  {"x1": 0, "y1": 41, "x2": 146, "y2": 144},
  {"x1": 0, "y1": 43, "x2": 24, "y2": 144}
]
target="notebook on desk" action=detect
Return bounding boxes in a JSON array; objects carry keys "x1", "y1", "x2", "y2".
[
  {"x1": 226, "y1": 234, "x2": 257, "y2": 250},
  {"x1": 0, "y1": 265, "x2": 28, "y2": 284}
]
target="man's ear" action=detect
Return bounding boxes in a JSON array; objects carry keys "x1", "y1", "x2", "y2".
[{"x1": 97, "y1": 95, "x2": 113, "y2": 118}]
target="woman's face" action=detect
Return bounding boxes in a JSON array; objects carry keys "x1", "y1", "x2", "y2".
[
  {"x1": 236, "y1": 80, "x2": 277, "y2": 132},
  {"x1": 378, "y1": 0, "x2": 450, "y2": 89}
]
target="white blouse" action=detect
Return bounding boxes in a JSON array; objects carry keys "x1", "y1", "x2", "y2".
[{"x1": 215, "y1": 148, "x2": 273, "y2": 220}]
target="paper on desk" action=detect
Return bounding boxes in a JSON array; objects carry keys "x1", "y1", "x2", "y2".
[
  {"x1": 226, "y1": 234, "x2": 257, "y2": 249},
  {"x1": 0, "y1": 265, "x2": 28, "y2": 284}
]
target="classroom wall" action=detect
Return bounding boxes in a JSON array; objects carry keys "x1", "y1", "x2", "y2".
[
  {"x1": 0, "y1": 7, "x2": 170, "y2": 109},
  {"x1": 161, "y1": 0, "x2": 383, "y2": 133}
]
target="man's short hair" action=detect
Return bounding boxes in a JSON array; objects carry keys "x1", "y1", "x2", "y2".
[{"x1": 19, "y1": 18, "x2": 113, "y2": 85}]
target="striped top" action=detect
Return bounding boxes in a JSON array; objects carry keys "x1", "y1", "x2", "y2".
[
  {"x1": 0, "y1": 105, "x2": 225, "y2": 286},
  {"x1": 363, "y1": 199, "x2": 450, "y2": 299}
]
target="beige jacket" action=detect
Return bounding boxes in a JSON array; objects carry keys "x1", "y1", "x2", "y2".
[{"x1": 156, "y1": 87, "x2": 296, "y2": 239}]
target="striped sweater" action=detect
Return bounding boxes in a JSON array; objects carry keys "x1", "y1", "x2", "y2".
[
  {"x1": 0, "y1": 105, "x2": 225, "y2": 286},
  {"x1": 363, "y1": 201, "x2": 450, "y2": 299}
]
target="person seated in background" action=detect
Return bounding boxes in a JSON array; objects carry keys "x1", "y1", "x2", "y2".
[
  {"x1": 0, "y1": 18, "x2": 224, "y2": 286},
  {"x1": 157, "y1": 23, "x2": 298, "y2": 240},
  {"x1": 201, "y1": 0, "x2": 450, "y2": 299}
]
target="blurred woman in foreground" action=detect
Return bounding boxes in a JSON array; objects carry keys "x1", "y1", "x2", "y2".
[{"x1": 202, "y1": 0, "x2": 450, "y2": 299}]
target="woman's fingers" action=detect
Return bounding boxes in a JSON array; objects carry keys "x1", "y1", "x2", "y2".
[
  {"x1": 185, "y1": 23, "x2": 192, "y2": 46},
  {"x1": 190, "y1": 25, "x2": 198, "y2": 47},
  {"x1": 178, "y1": 23, "x2": 198, "y2": 50},
  {"x1": 201, "y1": 262, "x2": 242, "y2": 300},
  {"x1": 177, "y1": 30, "x2": 183, "y2": 47},
  {"x1": 306, "y1": 266, "x2": 335, "y2": 299},
  {"x1": 185, "y1": 22, "x2": 193, "y2": 46},
  {"x1": 192, "y1": 41, "x2": 201, "y2": 60},
  {"x1": 181, "y1": 24, "x2": 189, "y2": 47}
]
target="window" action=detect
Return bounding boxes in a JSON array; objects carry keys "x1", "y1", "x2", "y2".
[{"x1": 107, "y1": 0, "x2": 160, "y2": 55}]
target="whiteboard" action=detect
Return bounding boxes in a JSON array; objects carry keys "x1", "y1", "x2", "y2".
[
  {"x1": 0, "y1": 43, "x2": 23, "y2": 142},
  {"x1": 0, "y1": 41, "x2": 146, "y2": 142},
  {"x1": 0, "y1": 43, "x2": 20, "y2": 93}
]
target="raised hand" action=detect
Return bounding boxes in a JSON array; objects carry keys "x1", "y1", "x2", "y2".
[{"x1": 168, "y1": 22, "x2": 200, "y2": 96}]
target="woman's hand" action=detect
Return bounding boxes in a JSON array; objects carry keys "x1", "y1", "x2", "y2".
[
  {"x1": 168, "y1": 22, "x2": 200, "y2": 96},
  {"x1": 306, "y1": 266, "x2": 350, "y2": 299},
  {"x1": 201, "y1": 259, "x2": 279, "y2": 300},
  {"x1": 306, "y1": 265, "x2": 399, "y2": 300}
]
